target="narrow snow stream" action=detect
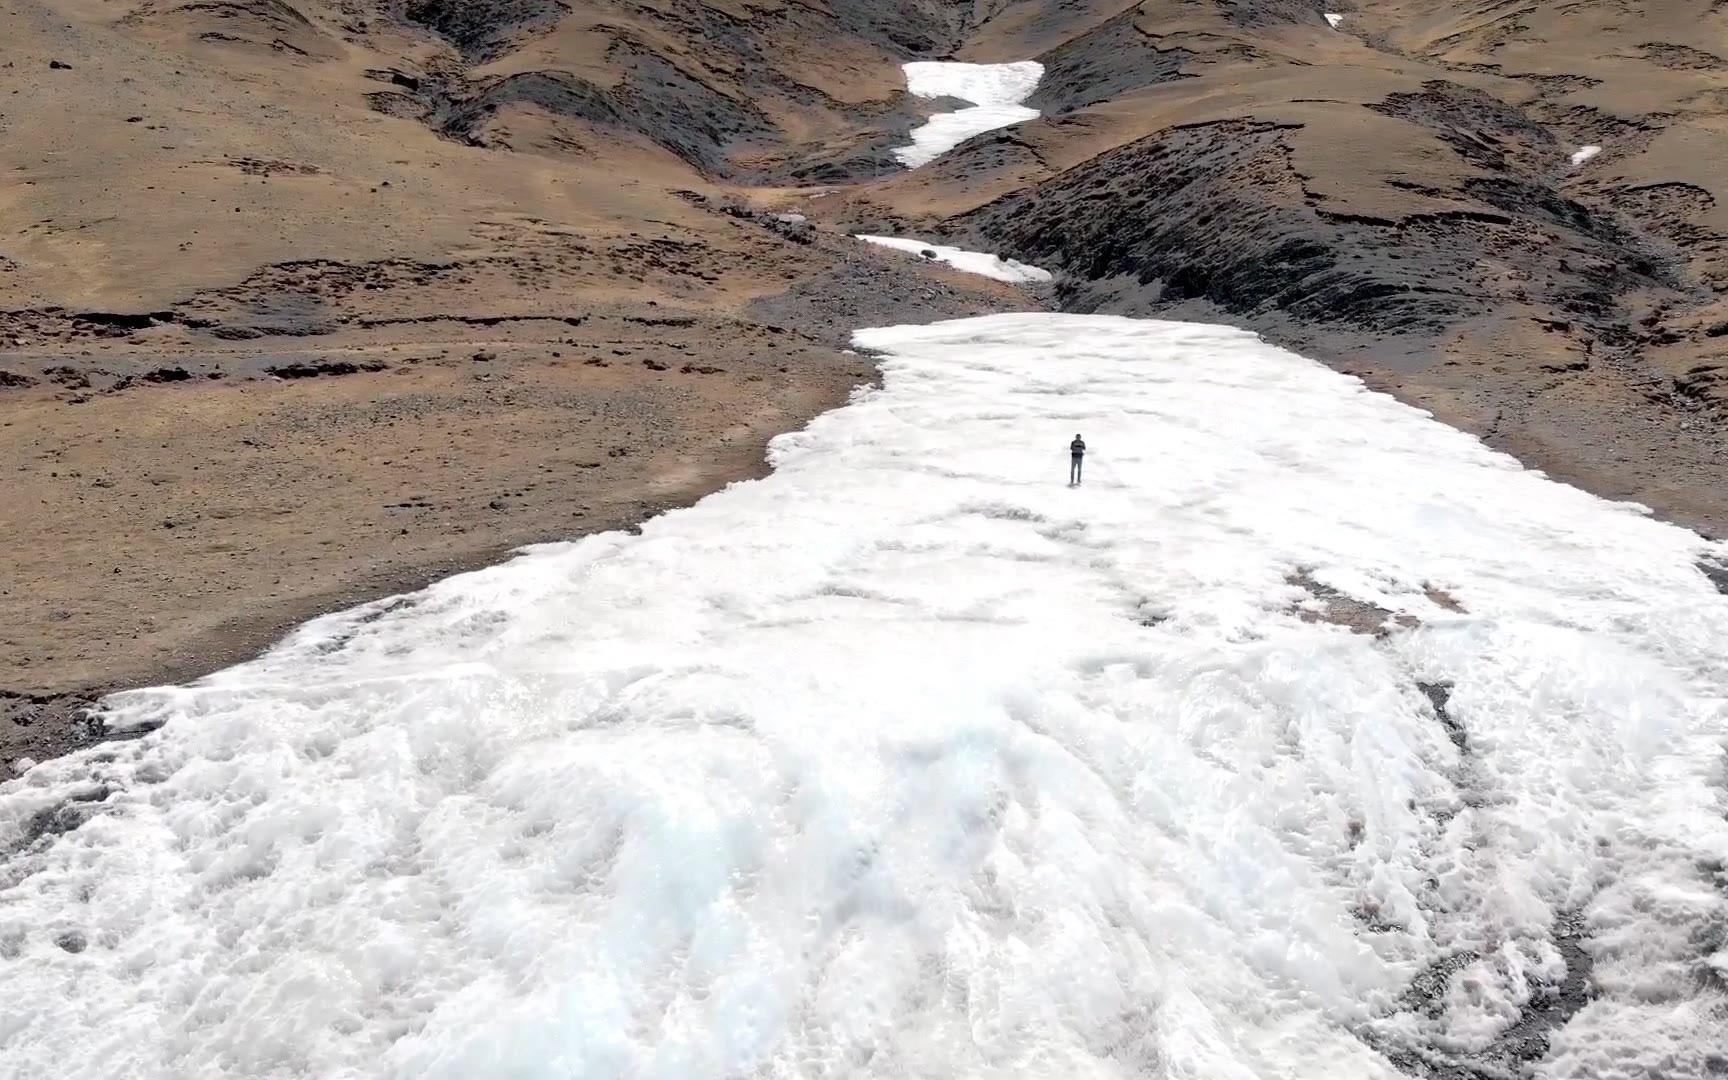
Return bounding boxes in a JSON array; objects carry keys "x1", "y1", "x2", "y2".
[
  {"x1": 3, "y1": 315, "x2": 1726, "y2": 1078},
  {"x1": 855, "y1": 235, "x2": 1052, "y2": 283}
]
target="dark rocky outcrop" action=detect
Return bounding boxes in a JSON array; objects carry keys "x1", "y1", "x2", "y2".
[
  {"x1": 402, "y1": 0, "x2": 569, "y2": 61},
  {"x1": 961, "y1": 92, "x2": 1679, "y2": 353},
  {"x1": 1028, "y1": 7, "x2": 1195, "y2": 115}
]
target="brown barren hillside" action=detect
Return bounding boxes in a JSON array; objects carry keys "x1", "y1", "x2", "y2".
[{"x1": 8, "y1": 0, "x2": 1728, "y2": 763}]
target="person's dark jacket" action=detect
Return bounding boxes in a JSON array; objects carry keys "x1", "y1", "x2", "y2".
[{"x1": 1071, "y1": 438, "x2": 1086, "y2": 457}]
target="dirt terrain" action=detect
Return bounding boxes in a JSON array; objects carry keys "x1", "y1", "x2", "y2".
[{"x1": 7, "y1": 0, "x2": 1728, "y2": 770}]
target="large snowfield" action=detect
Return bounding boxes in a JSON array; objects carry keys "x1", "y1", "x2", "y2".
[
  {"x1": 893, "y1": 61, "x2": 1044, "y2": 168},
  {"x1": 4, "y1": 314, "x2": 1728, "y2": 1079}
]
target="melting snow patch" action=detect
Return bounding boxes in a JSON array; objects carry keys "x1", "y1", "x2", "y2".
[
  {"x1": 893, "y1": 61, "x2": 1043, "y2": 168},
  {"x1": 855, "y1": 234, "x2": 1052, "y2": 283},
  {"x1": 1571, "y1": 144, "x2": 1603, "y2": 165},
  {"x1": 3, "y1": 314, "x2": 1728, "y2": 1078},
  {"x1": 1325, "y1": 12, "x2": 1345, "y2": 26}
]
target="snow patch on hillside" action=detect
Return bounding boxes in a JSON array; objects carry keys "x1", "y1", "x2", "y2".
[{"x1": 894, "y1": 61, "x2": 1044, "y2": 168}]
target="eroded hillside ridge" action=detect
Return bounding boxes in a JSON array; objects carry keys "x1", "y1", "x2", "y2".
[
  {"x1": 367, "y1": 0, "x2": 990, "y2": 180},
  {"x1": 961, "y1": 1, "x2": 1728, "y2": 409},
  {"x1": 965, "y1": 105, "x2": 1676, "y2": 343}
]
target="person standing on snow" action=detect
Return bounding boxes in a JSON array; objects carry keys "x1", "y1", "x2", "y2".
[{"x1": 1069, "y1": 434, "x2": 1086, "y2": 486}]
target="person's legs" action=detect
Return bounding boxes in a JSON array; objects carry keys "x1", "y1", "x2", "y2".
[{"x1": 1070, "y1": 455, "x2": 1082, "y2": 484}]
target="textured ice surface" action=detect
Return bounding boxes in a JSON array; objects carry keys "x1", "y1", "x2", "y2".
[
  {"x1": 893, "y1": 61, "x2": 1044, "y2": 168},
  {"x1": 855, "y1": 235, "x2": 1052, "y2": 283},
  {"x1": 3, "y1": 314, "x2": 1727, "y2": 1079}
]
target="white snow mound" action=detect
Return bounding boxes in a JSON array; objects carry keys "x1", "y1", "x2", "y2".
[
  {"x1": 855, "y1": 234, "x2": 1052, "y2": 283},
  {"x1": 894, "y1": 61, "x2": 1044, "y2": 168},
  {"x1": 3, "y1": 314, "x2": 1727, "y2": 1079},
  {"x1": 1324, "y1": 12, "x2": 1345, "y2": 27},
  {"x1": 1571, "y1": 145, "x2": 1603, "y2": 165}
]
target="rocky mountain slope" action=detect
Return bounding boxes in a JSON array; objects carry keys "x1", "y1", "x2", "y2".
[
  {"x1": 7, "y1": 0, "x2": 1728, "y2": 762},
  {"x1": 842, "y1": 0, "x2": 1728, "y2": 533}
]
